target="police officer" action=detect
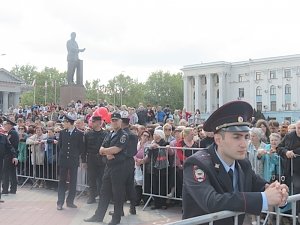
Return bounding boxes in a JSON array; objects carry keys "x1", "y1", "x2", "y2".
[
  {"x1": 56, "y1": 114, "x2": 85, "y2": 210},
  {"x1": 84, "y1": 116, "x2": 107, "y2": 204},
  {"x1": 109, "y1": 116, "x2": 138, "y2": 215},
  {"x1": 2, "y1": 117, "x2": 19, "y2": 194},
  {"x1": 0, "y1": 126, "x2": 18, "y2": 201},
  {"x1": 84, "y1": 112, "x2": 130, "y2": 225},
  {"x1": 182, "y1": 101, "x2": 289, "y2": 225}
]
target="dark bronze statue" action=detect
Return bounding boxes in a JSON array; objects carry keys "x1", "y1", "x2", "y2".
[{"x1": 66, "y1": 32, "x2": 85, "y2": 85}]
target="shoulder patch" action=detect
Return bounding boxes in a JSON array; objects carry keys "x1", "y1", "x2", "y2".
[
  {"x1": 120, "y1": 134, "x2": 127, "y2": 144},
  {"x1": 193, "y1": 165, "x2": 206, "y2": 183}
]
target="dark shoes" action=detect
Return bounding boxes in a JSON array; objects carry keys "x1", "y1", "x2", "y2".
[
  {"x1": 129, "y1": 206, "x2": 136, "y2": 215},
  {"x1": 87, "y1": 198, "x2": 96, "y2": 204},
  {"x1": 57, "y1": 204, "x2": 63, "y2": 210},
  {"x1": 108, "y1": 220, "x2": 120, "y2": 225},
  {"x1": 66, "y1": 203, "x2": 77, "y2": 208},
  {"x1": 108, "y1": 211, "x2": 125, "y2": 216},
  {"x1": 83, "y1": 215, "x2": 103, "y2": 223}
]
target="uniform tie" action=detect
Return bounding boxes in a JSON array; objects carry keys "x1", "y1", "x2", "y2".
[{"x1": 228, "y1": 168, "x2": 234, "y2": 189}]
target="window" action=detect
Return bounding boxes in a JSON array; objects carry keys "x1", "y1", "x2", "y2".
[
  {"x1": 285, "y1": 84, "x2": 291, "y2": 94},
  {"x1": 257, "y1": 102, "x2": 262, "y2": 111},
  {"x1": 255, "y1": 72, "x2": 262, "y2": 80},
  {"x1": 217, "y1": 89, "x2": 219, "y2": 99},
  {"x1": 239, "y1": 88, "x2": 244, "y2": 98},
  {"x1": 238, "y1": 74, "x2": 243, "y2": 82},
  {"x1": 270, "y1": 101, "x2": 276, "y2": 111},
  {"x1": 204, "y1": 76, "x2": 207, "y2": 84},
  {"x1": 216, "y1": 76, "x2": 219, "y2": 83},
  {"x1": 270, "y1": 85, "x2": 276, "y2": 95},
  {"x1": 256, "y1": 86, "x2": 262, "y2": 96},
  {"x1": 284, "y1": 69, "x2": 291, "y2": 78},
  {"x1": 269, "y1": 70, "x2": 276, "y2": 79},
  {"x1": 284, "y1": 103, "x2": 291, "y2": 111}
]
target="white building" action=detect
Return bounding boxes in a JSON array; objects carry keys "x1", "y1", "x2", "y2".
[
  {"x1": 0, "y1": 68, "x2": 25, "y2": 113},
  {"x1": 181, "y1": 54, "x2": 300, "y2": 123}
]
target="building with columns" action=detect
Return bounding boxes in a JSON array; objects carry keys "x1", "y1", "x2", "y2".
[
  {"x1": 182, "y1": 54, "x2": 300, "y2": 123},
  {"x1": 0, "y1": 68, "x2": 25, "y2": 114}
]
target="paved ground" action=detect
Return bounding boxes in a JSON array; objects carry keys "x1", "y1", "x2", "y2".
[{"x1": 0, "y1": 186, "x2": 182, "y2": 225}]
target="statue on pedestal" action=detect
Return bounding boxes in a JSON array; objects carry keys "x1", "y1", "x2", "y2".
[{"x1": 66, "y1": 32, "x2": 85, "y2": 85}]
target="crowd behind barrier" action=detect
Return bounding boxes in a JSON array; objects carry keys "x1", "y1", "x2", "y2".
[{"x1": 0, "y1": 101, "x2": 299, "y2": 224}]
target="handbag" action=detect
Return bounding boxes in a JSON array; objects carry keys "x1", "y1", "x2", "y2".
[{"x1": 154, "y1": 148, "x2": 169, "y2": 170}]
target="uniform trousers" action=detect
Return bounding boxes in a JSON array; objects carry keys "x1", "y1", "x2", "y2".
[
  {"x1": 57, "y1": 166, "x2": 78, "y2": 205},
  {"x1": 87, "y1": 154, "x2": 105, "y2": 199},
  {"x1": 125, "y1": 158, "x2": 136, "y2": 206},
  {"x1": 94, "y1": 159, "x2": 131, "y2": 223},
  {"x1": 2, "y1": 156, "x2": 17, "y2": 193}
]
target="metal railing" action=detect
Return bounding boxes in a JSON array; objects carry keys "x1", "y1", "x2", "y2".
[{"x1": 165, "y1": 194, "x2": 300, "y2": 225}]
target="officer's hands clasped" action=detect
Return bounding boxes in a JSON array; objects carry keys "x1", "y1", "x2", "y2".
[{"x1": 264, "y1": 181, "x2": 289, "y2": 207}]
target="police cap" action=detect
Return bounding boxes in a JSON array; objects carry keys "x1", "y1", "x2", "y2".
[
  {"x1": 2, "y1": 116, "x2": 17, "y2": 126},
  {"x1": 63, "y1": 113, "x2": 77, "y2": 123},
  {"x1": 92, "y1": 116, "x2": 102, "y2": 121},
  {"x1": 203, "y1": 101, "x2": 253, "y2": 133},
  {"x1": 111, "y1": 112, "x2": 121, "y2": 120}
]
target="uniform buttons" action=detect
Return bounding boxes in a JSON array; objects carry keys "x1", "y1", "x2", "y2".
[
  {"x1": 68, "y1": 147, "x2": 70, "y2": 149},
  {"x1": 67, "y1": 152, "x2": 69, "y2": 154},
  {"x1": 67, "y1": 156, "x2": 69, "y2": 159}
]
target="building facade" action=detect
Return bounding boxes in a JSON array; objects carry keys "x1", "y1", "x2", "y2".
[
  {"x1": 0, "y1": 68, "x2": 25, "y2": 114},
  {"x1": 182, "y1": 54, "x2": 300, "y2": 123}
]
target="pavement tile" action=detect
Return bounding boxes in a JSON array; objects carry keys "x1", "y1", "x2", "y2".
[{"x1": 0, "y1": 186, "x2": 182, "y2": 225}]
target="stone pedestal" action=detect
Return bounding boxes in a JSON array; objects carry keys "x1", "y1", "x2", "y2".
[{"x1": 60, "y1": 85, "x2": 85, "y2": 108}]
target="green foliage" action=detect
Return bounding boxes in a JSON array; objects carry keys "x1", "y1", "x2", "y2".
[
  {"x1": 144, "y1": 71, "x2": 183, "y2": 109},
  {"x1": 11, "y1": 65, "x2": 66, "y2": 105},
  {"x1": 13, "y1": 64, "x2": 183, "y2": 110}
]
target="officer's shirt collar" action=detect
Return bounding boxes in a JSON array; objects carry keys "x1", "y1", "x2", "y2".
[{"x1": 215, "y1": 149, "x2": 235, "y2": 173}]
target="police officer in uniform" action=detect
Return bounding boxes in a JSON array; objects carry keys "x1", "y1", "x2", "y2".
[
  {"x1": 84, "y1": 112, "x2": 130, "y2": 225},
  {"x1": 109, "y1": 116, "x2": 138, "y2": 216},
  {"x1": 84, "y1": 116, "x2": 107, "y2": 204},
  {"x1": 0, "y1": 126, "x2": 18, "y2": 201},
  {"x1": 182, "y1": 101, "x2": 289, "y2": 225},
  {"x1": 2, "y1": 118, "x2": 19, "y2": 194},
  {"x1": 57, "y1": 114, "x2": 85, "y2": 210}
]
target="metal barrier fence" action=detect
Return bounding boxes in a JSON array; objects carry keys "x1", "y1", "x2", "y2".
[
  {"x1": 165, "y1": 194, "x2": 300, "y2": 225},
  {"x1": 17, "y1": 143, "x2": 88, "y2": 197},
  {"x1": 141, "y1": 145, "x2": 298, "y2": 223},
  {"x1": 142, "y1": 146, "x2": 201, "y2": 209}
]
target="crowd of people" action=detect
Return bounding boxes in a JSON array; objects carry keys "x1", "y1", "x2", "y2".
[{"x1": 0, "y1": 99, "x2": 299, "y2": 225}]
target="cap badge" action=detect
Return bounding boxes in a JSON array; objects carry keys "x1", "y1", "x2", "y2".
[{"x1": 238, "y1": 116, "x2": 243, "y2": 123}]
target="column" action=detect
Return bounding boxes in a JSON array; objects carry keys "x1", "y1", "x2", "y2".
[
  {"x1": 218, "y1": 73, "x2": 224, "y2": 107},
  {"x1": 183, "y1": 76, "x2": 189, "y2": 110},
  {"x1": 194, "y1": 75, "x2": 201, "y2": 111},
  {"x1": 13, "y1": 92, "x2": 20, "y2": 107},
  {"x1": 2, "y1": 91, "x2": 8, "y2": 114},
  {"x1": 206, "y1": 74, "x2": 212, "y2": 113}
]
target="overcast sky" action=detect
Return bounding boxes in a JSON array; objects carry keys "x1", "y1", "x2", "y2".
[{"x1": 1, "y1": 0, "x2": 300, "y2": 83}]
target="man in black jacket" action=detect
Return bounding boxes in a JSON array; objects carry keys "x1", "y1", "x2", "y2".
[
  {"x1": 277, "y1": 120, "x2": 300, "y2": 216},
  {"x1": 2, "y1": 118, "x2": 19, "y2": 194},
  {"x1": 84, "y1": 116, "x2": 107, "y2": 204},
  {"x1": 56, "y1": 114, "x2": 85, "y2": 210},
  {"x1": 182, "y1": 101, "x2": 289, "y2": 225},
  {"x1": 84, "y1": 112, "x2": 129, "y2": 225},
  {"x1": 0, "y1": 127, "x2": 18, "y2": 201}
]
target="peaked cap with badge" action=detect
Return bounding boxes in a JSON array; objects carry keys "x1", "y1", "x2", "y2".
[{"x1": 203, "y1": 100, "x2": 253, "y2": 133}]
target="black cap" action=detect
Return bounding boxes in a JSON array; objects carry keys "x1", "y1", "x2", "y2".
[
  {"x1": 111, "y1": 112, "x2": 121, "y2": 120},
  {"x1": 203, "y1": 101, "x2": 253, "y2": 133},
  {"x1": 2, "y1": 117, "x2": 16, "y2": 126},
  {"x1": 92, "y1": 116, "x2": 102, "y2": 121}
]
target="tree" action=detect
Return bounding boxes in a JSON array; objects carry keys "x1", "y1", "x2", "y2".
[
  {"x1": 144, "y1": 71, "x2": 183, "y2": 109},
  {"x1": 11, "y1": 65, "x2": 66, "y2": 105}
]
